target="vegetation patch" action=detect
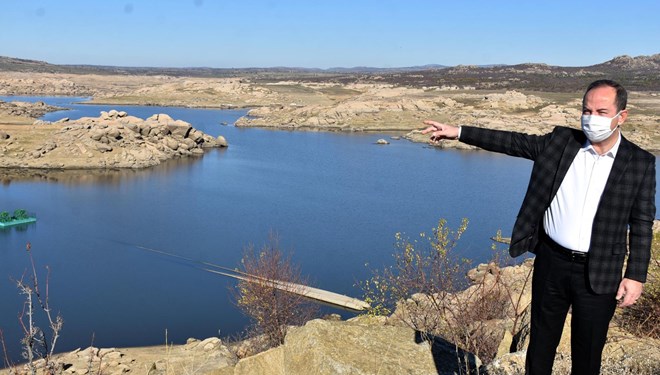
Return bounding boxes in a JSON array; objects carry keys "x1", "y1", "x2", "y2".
[{"x1": 0, "y1": 209, "x2": 31, "y2": 223}]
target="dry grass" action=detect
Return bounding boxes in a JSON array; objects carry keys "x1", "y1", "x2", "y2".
[{"x1": 0, "y1": 115, "x2": 33, "y2": 126}]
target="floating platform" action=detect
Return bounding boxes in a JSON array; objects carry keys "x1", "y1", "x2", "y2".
[{"x1": 0, "y1": 217, "x2": 37, "y2": 228}]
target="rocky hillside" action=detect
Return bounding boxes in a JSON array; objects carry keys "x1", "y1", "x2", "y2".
[{"x1": 369, "y1": 54, "x2": 660, "y2": 92}]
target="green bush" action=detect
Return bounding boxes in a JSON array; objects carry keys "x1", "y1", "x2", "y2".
[
  {"x1": 13, "y1": 209, "x2": 28, "y2": 220},
  {"x1": 0, "y1": 211, "x2": 11, "y2": 222}
]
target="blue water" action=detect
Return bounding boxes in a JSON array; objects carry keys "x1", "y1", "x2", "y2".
[{"x1": 0, "y1": 96, "x2": 657, "y2": 362}]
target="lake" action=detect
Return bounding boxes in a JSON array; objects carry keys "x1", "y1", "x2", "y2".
[{"x1": 0, "y1": 96, "x2": 657, "y2": 361}]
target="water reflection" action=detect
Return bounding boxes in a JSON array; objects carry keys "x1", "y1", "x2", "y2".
[{"x1": 0, "y1": 149, "x2": 228, "y2": 185}]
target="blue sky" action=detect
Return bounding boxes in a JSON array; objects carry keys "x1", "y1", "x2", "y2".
[{"x1": 2, "y1": 0, "x2": 659, "y2": 68}]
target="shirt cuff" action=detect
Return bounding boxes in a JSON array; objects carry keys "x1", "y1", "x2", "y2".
[{"x1": 457, "y1": 126, "x2": 462, "y2": 140}]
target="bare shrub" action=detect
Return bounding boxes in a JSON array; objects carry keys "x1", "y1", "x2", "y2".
[
  {"x1": 361, "y1": 219, "x2": 534, "y2": 373},
  {"x1": 614, "y1": 230, "x2": 660, "y2": 339},
  {"x1": 361, "y1": 218, "x2": 470, "y2": 319},
  {"x1": 0, "y1": 329, "x2": 14, "y2": 371},
  {"x1": 1, "y1": 242, "x2": 64, "y2": 375},
  {"x1": 233, "y1": 235, "x2": 318, "y2": 351}
]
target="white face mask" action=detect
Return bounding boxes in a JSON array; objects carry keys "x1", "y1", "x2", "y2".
[{"x1": 581, "y1": 111, "x2": 621, "y2": 143}]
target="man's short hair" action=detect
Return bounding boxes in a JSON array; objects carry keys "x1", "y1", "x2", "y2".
[{"x1": 584, "y1": 79, "x2": 628, "y2": 112}]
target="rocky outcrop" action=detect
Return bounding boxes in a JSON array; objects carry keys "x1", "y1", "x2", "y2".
[
  {"x1": 0, "y1": 100, "x2": 64, "y2": 118},
  {"x1": 0, "y1": 110, "x2": 227, "y2": 169},
  {"x1": 5, "y1": 338, "x2": 238, "y2": 375},
  {"x1": 478, "y1": 91, "x2": 543, "y2": 110},
  {"x1": 0, "y1": 76, "x2": 91, "y2": 96},
  {"x1": 599, "y1": 54, "x2": 660, "y2": 71}
]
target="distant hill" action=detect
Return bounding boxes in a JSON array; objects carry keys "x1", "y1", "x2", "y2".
[
  {"x1": 370, "y1": 54, "x2": 660, "y2": 92},
  {"x1": 0, "y1": 56, "x2": 446, "y2": 76},
  {"x1": 1, "y1": 54, "x2": 658, "y2": 91}
]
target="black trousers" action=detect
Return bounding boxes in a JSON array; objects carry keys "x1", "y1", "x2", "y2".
[{"x1": 526, "y1": 236, "x2": 617, "y2": 375}]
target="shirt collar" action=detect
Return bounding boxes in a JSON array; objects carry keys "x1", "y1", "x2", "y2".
[{"x1": 582, "y1": 132, "x2": 621, "y2": 158}]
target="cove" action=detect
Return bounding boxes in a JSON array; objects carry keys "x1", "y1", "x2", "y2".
[{"x1": 1, "y1": 96, "x2": 656, "y2": 361}]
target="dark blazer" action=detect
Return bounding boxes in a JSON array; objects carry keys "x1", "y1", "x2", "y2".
[{"x1": 460, "y1": 125, "x2": 656, "y2": 294}]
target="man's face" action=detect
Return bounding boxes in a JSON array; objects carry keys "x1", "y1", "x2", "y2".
[{"x1": 582, "y1": 86, "x2": 627, "y2": 130}]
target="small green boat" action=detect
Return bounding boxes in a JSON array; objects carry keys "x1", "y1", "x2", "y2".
[{"x1": 0, "y1": 209, "x2": 37, "y2": 228}]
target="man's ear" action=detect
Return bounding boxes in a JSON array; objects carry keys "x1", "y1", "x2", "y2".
[{"x1": 618, "y1": 109, "x2": 628, "y2": 125}]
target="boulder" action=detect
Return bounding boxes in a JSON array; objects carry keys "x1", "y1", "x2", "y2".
[
  {"x1": 180, "y1": 138, "x2": 196, "y2": 150},
  {"x1": 93, "y1": 143, "x2": 113, "y2": 153},
  {"x1": 376, "y1": 138, "x2": 390, "y2": 145},
  {"x1": 283, "y1": 319, "x2": 439, "y2": 374},
  {"x1": 0, "y1": 131, "x2": 9, "y2": 140},
  {"x1": 188, "y1": 129, "x2": 205, "y2": 143},
  {"x1": 216, "y1": 135, "x2": 228, "y2": 147},
  {"x1": 164, "y1": 138, "x2": 179, "y2": 150},
  {"x1": 106, "y1": 127, "x2": 121, "y2": 140},
  {"x1": 147, "y1": 113, "x2": 175, "y2": 123},
  {"x1": 229, "y1": 347, "x2": 285, "y2": 375},
  {"x1": 167, "y1": 120, "x2": 192, "y2": 138},
  {"x1": 224, "y1": 319, "x2": 451, "y2": 374},
  {"x1": 484, "y1": 351, "x2": 527, "y2": 374},
  {"x1": 89, "y1": 129, "x2": 105, "y2": 141}
]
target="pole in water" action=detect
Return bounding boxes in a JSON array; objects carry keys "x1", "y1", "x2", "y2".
[{"x1": 132, "y1": 244, "x2": 370, "y2": 311}]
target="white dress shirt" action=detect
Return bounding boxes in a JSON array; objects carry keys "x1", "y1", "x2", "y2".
[{"x1": 543, "y1": 134, "x2": 621, "y2": 252}]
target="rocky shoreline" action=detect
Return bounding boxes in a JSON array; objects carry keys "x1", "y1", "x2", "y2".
[
  {"x1": 1, "y1": 73, "x2": 657, "y2": 163},
  {"x1": 0, "y1": 99, "x2": 64, "y2": 119}
]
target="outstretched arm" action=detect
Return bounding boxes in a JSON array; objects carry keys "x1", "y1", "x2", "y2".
[{"x1": 422, "y1": 119, "x2": 558, "y2": 161}]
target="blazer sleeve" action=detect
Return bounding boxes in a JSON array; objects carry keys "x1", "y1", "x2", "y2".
[
  {"x1": 624, "y1": 156, "x2": 656, "y2": 282},
  {"x1": 459, "y1": 126, "x2": 551, "y2": 161}
]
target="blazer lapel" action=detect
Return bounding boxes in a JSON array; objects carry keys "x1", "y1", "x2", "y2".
[
  {"x1": 551, "y1": 131, "x2": 583, "y2": 198},
  {"x1": 601, "y1": 136, "x2": 632, "y2": 197}
]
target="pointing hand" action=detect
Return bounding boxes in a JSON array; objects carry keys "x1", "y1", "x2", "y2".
[{"x1": 421, "y1": 120, "x2": 459, "y2": 141}]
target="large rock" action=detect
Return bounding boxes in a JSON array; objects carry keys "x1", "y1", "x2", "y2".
[
  {"x1": 167, "y1": 120, "x2": 192, "y2": 138},
  {"x1": 284, "y1": 319, "x2": 438, "y2": 374},
  {"x1": 223, "y1": 319, "x2": 469, "y2": 375}
]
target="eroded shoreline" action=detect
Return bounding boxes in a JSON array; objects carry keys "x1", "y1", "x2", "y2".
[{"x1": 1, "y1": 72, "x2": 659, "y2": 172}]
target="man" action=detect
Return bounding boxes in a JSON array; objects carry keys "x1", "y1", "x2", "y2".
[{"x1": 422, "y1": 80, "x2": 656, "y2": 375}]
